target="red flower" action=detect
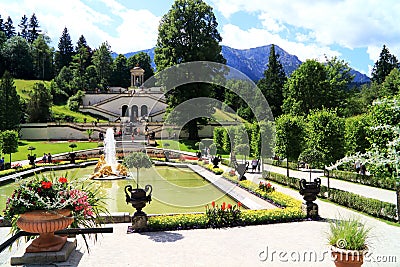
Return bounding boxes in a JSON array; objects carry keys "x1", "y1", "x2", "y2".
[
  {"x1": 267, "y1": 183, "x2": 271, "y2": 187},
  {"x1": 41, "y1": 181, "x2": 52, "y2": 189},
  {"x1": 227, "y1": 204, "x2": 232, "y2": 209},
  {"x1": 211, "y1": 201, "x2": 215, "y2": 208},
  {"x1": 58, "y1": 177, "x2": 68, "y2": 183},
  {"x1": 221, "y1": 202, "x2": 226, "y2": 211},
  {"x1": 238, "y1": 202, "x2": 242, "y2": 207}
]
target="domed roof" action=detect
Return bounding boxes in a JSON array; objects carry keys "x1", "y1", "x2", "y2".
[{"x1": 130, "y1": 66, "x2": 145, "y2": 74}]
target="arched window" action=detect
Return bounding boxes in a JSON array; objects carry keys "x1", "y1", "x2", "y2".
[
  {"x1": 122, "y1": 105, "x2": 129, "y2": 117},
  {"x1": 131, "y1": 105, "x2": 138, "y2": 122},
  {"x1": 141, "y1": 105, "x2": 148, "y2": 117}
]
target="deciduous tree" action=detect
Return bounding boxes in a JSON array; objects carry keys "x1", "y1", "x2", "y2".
[
  {"x1": 111, "y1": 54, "x2": 129, "y2": 87},
  {"x1": 154, "y1": 0, "x2": 225, "y2": 140},
  {"x1": 127, "y1": 52, "x2": 154, "y2": 82},
  {"x1": 92, "y1": 42, "x2": 113, "y2": 90},
  {"x1": 1, "y1": 36, "x2": 33, "y2": 79},
  {"x1": 1, "y1": 130, "x2": 18, "y2": 164},
  {"x1": 282, "y1": 59, "x2": 330, "y2": 115},
  {"x1": 26, "y1": 82, "x2": 52, "y2": 122}
]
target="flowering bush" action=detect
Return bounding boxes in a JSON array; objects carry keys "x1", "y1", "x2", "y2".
[
  {"x1": 205, "y1": 201, "x2": 242, "y2": 228},
  {"x1": 259, "y1": 181, "x2": 275, "y2": 193},
  {"x1": 3, "y1": 175, "x2": 108, "y2": 233}
]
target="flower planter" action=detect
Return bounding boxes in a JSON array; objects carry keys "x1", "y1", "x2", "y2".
[
  {"x1": 331, "y1": 246, "x2": 364, "y2": 267},
  {"x1": 17, "y1": 209, "x2": 74, "y2": 253}
]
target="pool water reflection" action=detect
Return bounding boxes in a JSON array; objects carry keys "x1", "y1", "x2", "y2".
[{"x1": 0, "y1": 165, "x2": 240, "y2": 215}]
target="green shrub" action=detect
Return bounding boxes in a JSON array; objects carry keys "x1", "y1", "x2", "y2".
[
  {"x1": 327, "y1": 217, "x2": 371, "y2": 250},
  {"x1": 328, "y1": 169, "x2": 395, "y2": 190},
  {"x1": 263, "y1": 169, "x2": 398, "y2": 221}
]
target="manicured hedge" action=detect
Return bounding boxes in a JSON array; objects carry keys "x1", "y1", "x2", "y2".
[
  {"x1": 328, "y1": 169, "x2": 396, "y2": 191},
  {"x1": 263, "y1": 170, "x2": 398, "y2": 222},
  {"x1": 264, "y1": 159, "x2": 299, "y2": 170}
]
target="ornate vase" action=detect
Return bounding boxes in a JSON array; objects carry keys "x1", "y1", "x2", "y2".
[
  {"x1": 125, "y1": 185, "x2": 152, "y2": 217},
  {"x1": 17, "y1": 209, "x2": 74, "y2": 253}
]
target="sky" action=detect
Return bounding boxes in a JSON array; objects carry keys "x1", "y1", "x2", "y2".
[{"x1": 1, "y1": 0, "x2": 399, "y2": 76}]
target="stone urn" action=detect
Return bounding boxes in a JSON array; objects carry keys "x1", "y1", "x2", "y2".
[
  {"x1": 299, "y1": 178, "x2": 321, "y2": 218},
  {"x1": 125, "y1": 184, "x2": 152, "y2": 231},
  {"x1": 125, "y1": 185, "x2": 152, "y2": 216},
  {"x1": 17, "y1": 209, "x2": 74, "y2": 252}
]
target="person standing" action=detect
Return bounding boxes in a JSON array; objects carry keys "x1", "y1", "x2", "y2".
[
  {"x1": 42, "y1": 153, "x2": 47, "y2": 163},
  {"x1": 251, "y1": 159, "x2": 258, "y2": 173},
  {"x1": 47, "y1": 153, "x2": 52, "y2": 163},
  {"x1": 354, "y1": 159, "x2": 361, "y2": 173},
  {"x1": 0, "y1": 156, "x2": 4, "y2": 170}
]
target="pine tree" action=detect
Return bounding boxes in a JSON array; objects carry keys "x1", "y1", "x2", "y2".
[
  {"x1": 75, "y1": 35, "x2": 92, "y2": 69},
  {"x1": 55, "y1": 27, "x2": 74, "y2": 73},
  {"x1": 18, "y1": 15, "x2": 29, "y2": 40},
  {"x1": 27, "y1": 13, "x2": 41, "y2": 43},
  {"x1": 0, "y1": 71, "x2": 21, "y2": 130},
  {"x1": 0, "y1": 15, "x2": 5, "y2": 33},
  {"x1": 257, "y1": 44, "x2": 287, "y2": 118},
  {"x1": 4, "y1": 16, "x2": 16, "y2": 39},
  {"x1": 371, "y1": 45, "x2": 399, "y2": 84}
]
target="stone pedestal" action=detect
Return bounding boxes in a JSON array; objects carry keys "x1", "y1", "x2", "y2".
[
  {"x1": 10, "y1": 238, "x2": 76, "y2": 266},
  {"x1": 132, "y1": 215, "x2": 147, "y2": 229},
  {"x1": 302, "y1": 202, "x2": 319, "y2": 219},
  {"x1": 127, "y1": 215, "x2": 148, "y2": 233}
]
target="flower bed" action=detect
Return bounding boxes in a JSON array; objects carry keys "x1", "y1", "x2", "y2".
[{"x1": 198, "y1": 161, "x2": 224, "y2": 175}]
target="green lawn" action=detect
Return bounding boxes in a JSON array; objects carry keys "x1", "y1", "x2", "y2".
[
  {"x1": 157, "y1": 139, "x2": 198, "y2": 152},
  {"x1": 14, "y1": 79, "x2": 105, "y2": 123},
  {"x1": 212, "y1": 108, "x2": 244, "y2": 122},
  {"x1": 51, "y1": 105, "x2": 107, "y2": 123},
  {"x1": 2, "y1": 141, "x2": 99, "y2": 163},
  {"x1": 15, "y1": 79, "x2": 51, "y2": 100}
]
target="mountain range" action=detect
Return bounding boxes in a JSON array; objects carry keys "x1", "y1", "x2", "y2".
[{"x1": 118, "y1": 44, "x2": 370, "y2": 84}]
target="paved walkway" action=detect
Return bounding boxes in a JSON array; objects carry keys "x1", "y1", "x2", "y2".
[
  {"x1": 1, "y1": 159, "x2": 400, "y2": 266},
  {"x1": 261, "y1": 164, "x2": 397, "y2": 204}
]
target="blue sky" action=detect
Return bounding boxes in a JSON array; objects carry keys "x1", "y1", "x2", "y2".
[{"x1": 1, "y1": 0, "x2": 399, "y2": 76}]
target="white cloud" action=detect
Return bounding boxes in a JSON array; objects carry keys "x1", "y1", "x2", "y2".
[
  {"x1": 0, "y1": 0, "x2": 159, "y2": 53},
  {"x1": 109, "y1": 9, "x2": 160, "y2": 53},
  {"x1": 221, "y1": 24, "x2": 340, "y2": 62},
  {"x1": 211, "y1": 0, "x2": 400, "y2": 65},
  {"x1": 258, "y1": 13, "x2": 285, "y2": 33}
]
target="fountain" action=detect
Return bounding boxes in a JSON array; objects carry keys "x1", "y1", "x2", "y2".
[{"x1": 90, "y1": 128, "x2": 128, "y2": 180}]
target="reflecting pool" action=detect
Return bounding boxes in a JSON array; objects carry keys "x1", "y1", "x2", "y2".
[{"x1": 0, "y1": 165, "x2": 240, "y2": 215}]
